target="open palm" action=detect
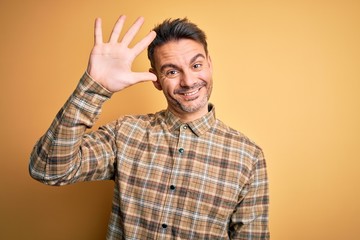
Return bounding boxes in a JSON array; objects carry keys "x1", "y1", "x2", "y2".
[{"x1": 87, "y1": 15, "x2": 157, "y2": 92}]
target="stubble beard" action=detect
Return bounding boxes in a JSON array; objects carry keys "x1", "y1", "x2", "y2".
[{"x1": 167, "y1": 81, "x2": 213, "y2": 114}]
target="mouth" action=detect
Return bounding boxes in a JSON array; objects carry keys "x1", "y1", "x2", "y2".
[
  {"x1": 176, "y1": 87, "x2": 203, "y2": 101},
  {"x1": 183, "y1": 88, "x2": 200, "y2": 96}
]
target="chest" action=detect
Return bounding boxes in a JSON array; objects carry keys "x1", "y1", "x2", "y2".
[
  {"x1": 113, "y1": 125, "x2": 253, "y2": 237},
  {"x1": 115, "y1": 125, "x2": 250, "y2": 205}
]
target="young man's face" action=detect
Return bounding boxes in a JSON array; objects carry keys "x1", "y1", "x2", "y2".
[{"x1": 151, "y1": 39, "x2": 213, "y2": 122}]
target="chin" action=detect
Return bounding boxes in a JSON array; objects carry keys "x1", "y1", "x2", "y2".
[{"x1": 179, "y1": 99, "x2": 208, "y2": 113}]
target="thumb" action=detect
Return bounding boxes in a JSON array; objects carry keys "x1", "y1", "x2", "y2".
[{"x1": 132, "y1": 72, "x2": 157, "y2": 83}]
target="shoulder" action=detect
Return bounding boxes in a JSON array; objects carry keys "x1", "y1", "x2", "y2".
[
  {"x1": 214, "y1": 119, "x2": 264, "y2": 160},
  {"x1": 115, "y1": 110, "x2": 166, "y2": 131}
]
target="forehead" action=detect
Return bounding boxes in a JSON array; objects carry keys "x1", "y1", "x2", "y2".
[{"x1": 153, "y1": 39, "x2": 206, "y2": 68}]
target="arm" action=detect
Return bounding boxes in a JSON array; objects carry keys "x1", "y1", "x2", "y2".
[
  {"x1": 229, "y1": 149, "x2": 270, "y2": 239},
  {"x1": 29, "y1": 74, "x2": 116, "y2": 185},
  {"x1": 29, "y1": 15, "x2": 157, "y2": 185}
]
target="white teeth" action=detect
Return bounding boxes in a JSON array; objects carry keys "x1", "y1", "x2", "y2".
[{"x1": 184, "y1": 89, "x2": 199, "y2": 96}]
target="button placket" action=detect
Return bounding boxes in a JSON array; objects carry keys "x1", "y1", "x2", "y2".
[
  {"x1": 159, "y1": 124, "x2": 188, "y2": 236},
  {"x1": 178, "y1": 124, "x2": 188, "y2": 155}
]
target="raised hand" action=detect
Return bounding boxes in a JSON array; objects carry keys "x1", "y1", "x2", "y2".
[{"x1": 86, "y1": 15, "x2": 157, "y2": 92}]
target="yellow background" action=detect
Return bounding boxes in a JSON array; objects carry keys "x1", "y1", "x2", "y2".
[{"x1": 1, "y1": 0, "x2": 359, "y2": 239}]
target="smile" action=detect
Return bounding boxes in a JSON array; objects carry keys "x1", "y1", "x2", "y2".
[{"x1": 183, "y1": 88, "x2": 200, "y2": 96}]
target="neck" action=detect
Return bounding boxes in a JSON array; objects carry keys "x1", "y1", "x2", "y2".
[{"x1": 168, "y1": 106, "x2": 208, "y2": 123}]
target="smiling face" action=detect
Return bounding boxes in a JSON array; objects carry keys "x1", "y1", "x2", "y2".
[{"x1": 151, "y1": 39, "x2": 213, "y2": 122}]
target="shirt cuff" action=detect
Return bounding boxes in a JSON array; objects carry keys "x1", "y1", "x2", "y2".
[
  {"x1": 67, "y1": 72, "x2": 114, "y2": 117},
  {"x1": 83, "y1": 71, "x2": 113, "y2": 97}
]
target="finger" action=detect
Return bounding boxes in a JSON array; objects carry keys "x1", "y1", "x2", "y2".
[
  {"x1": 132, "y1": 31, "x2": 156, "y2": 56},
  {"x1": 109, "y1": 15, "x2": 126, "y2": 43},
  {"x1": 132, "y1": 72, "x2": 157, "y2": 82},
  {"x1": 94, "y1": 18, "x2": 103, "y2": 45},
  {"x1": 121, "y1": 16, "x2": 145, "y2": 46}
]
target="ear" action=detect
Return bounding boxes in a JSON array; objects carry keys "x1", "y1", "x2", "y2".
[
  {"x1": 149, "y1": 68, "x2": 162, "y2": 91},
  {"x1": 207, "y1": 55, "x2": 213, "y2": 74}
]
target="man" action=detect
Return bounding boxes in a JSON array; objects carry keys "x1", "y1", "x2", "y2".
[{"x1": 30, "y1": 15, "x2": 269, "y2": 239}]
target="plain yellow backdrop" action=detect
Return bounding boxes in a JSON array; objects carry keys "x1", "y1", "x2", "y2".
[{"x1": 1, "y1": 0, "x2": 359, "y2": 239}]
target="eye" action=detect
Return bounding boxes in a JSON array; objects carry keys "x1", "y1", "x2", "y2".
[
  {"x1": 193, "y1": 63, "x2": 203, "y2": 70},
  {"x1": 165, "y1": 69, "x2": 179, "y2": 78}
]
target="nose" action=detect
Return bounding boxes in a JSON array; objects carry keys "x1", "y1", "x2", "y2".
[{"x1": 180, "y1": 70, "x2": 196, "y2": 87}]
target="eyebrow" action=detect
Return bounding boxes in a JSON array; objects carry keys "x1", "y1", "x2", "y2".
[{"x1": 160, "y1": 53, "x2": 206, "y2": 73}]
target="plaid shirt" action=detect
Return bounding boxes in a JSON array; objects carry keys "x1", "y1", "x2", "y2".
[{"x1": 30, "y1": 73, "x2": 269, "y2": 239}]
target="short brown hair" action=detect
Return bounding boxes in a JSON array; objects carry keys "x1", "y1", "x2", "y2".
[{"x1": 147, "y1": 18, "x2": 208, "y2": 68}]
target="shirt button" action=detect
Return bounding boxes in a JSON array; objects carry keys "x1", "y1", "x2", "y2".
[
  {"x1": 179, "y1": 148, "x2": 184, "y2": 153},
  {"x1": 170, "y1": 185, "x2": 176, "y2": 190},
  {"x1": 183, "y1": 125, "x2": 187, "y2": 129},
  {"x1": 162, "y1": 223, "x2": 168, "y2": 229}
]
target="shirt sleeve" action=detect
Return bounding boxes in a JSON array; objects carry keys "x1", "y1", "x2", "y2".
[
  {"x1": 29, "y1": 72, "x2": 117, "y2": 186},
  {"x1": 229, "y1": 147, "x2": 270, "y2": 239}
]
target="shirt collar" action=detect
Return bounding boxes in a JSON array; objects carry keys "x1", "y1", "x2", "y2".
[{"x1": 165, "y1": 103, "x2": 216, "y2": 137}]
